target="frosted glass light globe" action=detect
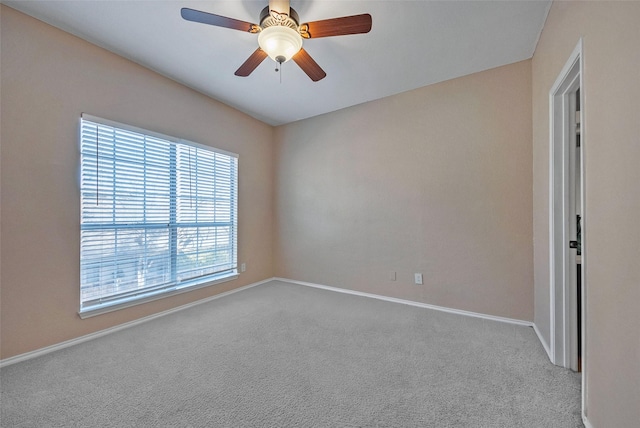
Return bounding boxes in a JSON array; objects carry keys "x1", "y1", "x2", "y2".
[{"x1": 258, "y1": 25, "x2": 303, "y2": 63}]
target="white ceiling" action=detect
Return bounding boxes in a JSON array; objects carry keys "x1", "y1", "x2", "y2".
[{"x1": 4, "y1": 0, "x2": 551, "y2": 126}]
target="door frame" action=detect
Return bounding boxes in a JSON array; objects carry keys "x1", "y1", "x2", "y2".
[{"x1": 548, "y1": 38, "x2": 587, "y2": 412}]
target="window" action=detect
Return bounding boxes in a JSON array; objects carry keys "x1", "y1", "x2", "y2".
[{"x1": 79, "y1": 114, "x2": 238, "y2": 316}]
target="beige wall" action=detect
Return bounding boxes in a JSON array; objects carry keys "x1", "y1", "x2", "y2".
[
  {"x1": 274, "y1": 60, "x2": 533, "y2": 321},
  {"x1": 0, "y1": 7, "x2": 275, "y2": 359},
  {"x1": 532, "y1": 2, "x2": 640, "y2": 427}
]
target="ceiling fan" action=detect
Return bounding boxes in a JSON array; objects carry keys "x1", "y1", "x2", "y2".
[{"x1": 181, "y1": 0, "x2": 372, "y2": 82}]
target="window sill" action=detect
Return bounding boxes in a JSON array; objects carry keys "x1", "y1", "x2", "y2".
[{"x1": 78, "y1": 272, "x2": 239, "y2": 319}]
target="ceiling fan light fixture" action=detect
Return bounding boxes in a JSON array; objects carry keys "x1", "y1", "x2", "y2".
[
  {"x1": 258, "y1": 25, "x2": 302, "y2": 63},
  {"x1": 182, "y1": 4, "x2": 372, "y2": 81}
]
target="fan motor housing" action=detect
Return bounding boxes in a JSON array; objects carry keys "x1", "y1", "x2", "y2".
[{"x1": 259, "y1": 6, "x2": 300, "y2": 30}]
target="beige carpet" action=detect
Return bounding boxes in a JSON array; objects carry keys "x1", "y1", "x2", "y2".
[{"x1": 1, "y1": 280, "x2": 582, "y2": 427}]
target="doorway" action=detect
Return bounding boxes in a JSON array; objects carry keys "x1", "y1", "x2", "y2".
[
  {"x1": 550, "y1": 41, "x2": 584, "y2": 370},
  {"x1": 549, "y1": 39, "x2": 586, "y2": 409}
]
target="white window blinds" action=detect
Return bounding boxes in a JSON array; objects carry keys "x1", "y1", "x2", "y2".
[{"x1": 79, "y1": 114, "x2": 238, "y2": 314}]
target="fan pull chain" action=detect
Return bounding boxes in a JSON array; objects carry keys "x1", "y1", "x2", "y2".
[{"x1": 275, "y1": 56, "x2": 284, "y2": 84}]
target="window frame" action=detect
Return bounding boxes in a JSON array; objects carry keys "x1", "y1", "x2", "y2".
[{"x1": 78, "y1": 114, "x2": 238, "y2": 318}]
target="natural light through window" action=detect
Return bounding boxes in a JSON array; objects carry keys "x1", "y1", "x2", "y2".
[{"x1": 79, "y1": 114, "x2": 238, "y2": 316}]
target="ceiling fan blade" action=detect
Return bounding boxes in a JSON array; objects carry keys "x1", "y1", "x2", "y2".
[
  {"x1": 269, "y1": 0, "x2": 290, "y2": 16},
  {"x1": 299, "y1": 14, "x2": 372, "y2": 39},
  {"x1": 234, "y1": 48, "x2": 268, "y2": 77},
  {"x1": 181, "y1": 8, "x2": 259, "y2": 33},
  {"x1": 292, "y1": 48, "x2": 326, "y2": 82}
]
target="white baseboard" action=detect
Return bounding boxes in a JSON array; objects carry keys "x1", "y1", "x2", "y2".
[
  {"x1": 274, "y1": 277, "x2": 534, "y2": 327},
  {"x1": 0, "y1": 278, "x2": 273, "y2": 368},
  {"x1": 533, "y1": 322, "x2": 553, "y2": 362},
  {"x1": 582, "y1": 414, "x2": 594, "y2": 428}
]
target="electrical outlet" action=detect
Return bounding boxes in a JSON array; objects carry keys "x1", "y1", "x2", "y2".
[
  {"x1": 414, "y1": 273, "x2": 423, "y2": 285},
  {"x1": 241, "y1": 263, "x2": 246, "y2": 272},
  {"x1": 388, "y1": 271, "x2": 396, "y2": 281}
]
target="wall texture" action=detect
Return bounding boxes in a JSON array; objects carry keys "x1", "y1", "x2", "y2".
[
  {"x1": 532, "y1": 2, "x2": 640, "y2": 427},
  {"x1": 275, "y1": 60, "x2": 533, "y2": 321},
  {"x1": 0, "y1": 7, "x2": 275, "y2": 359}
]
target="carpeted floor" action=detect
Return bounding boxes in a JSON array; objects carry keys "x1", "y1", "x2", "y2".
[{"x1": 1, "y1": 280, "x2": 583, "y2": 427}]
